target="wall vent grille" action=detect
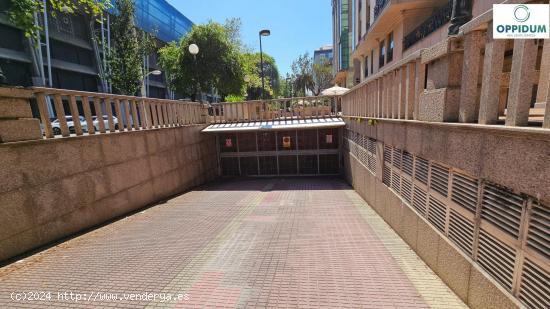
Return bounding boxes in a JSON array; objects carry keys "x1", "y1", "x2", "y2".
[
  {"x1": 477, "y1": 229, "x2": 516, "y2": 291},
  {"x1": 391, "y1": 172, "x2": 401, "y2": 194},
  {"x1": 393, "y1": 149, "x2": 402, "y2": 170},
  {"x1": 368, "y1": 156, "x2": 376, "y2": 174},
  {"x1": 384, "y1": 145, "x2": 392, "y2": 164},
  {"x1": 402, "y1": 151, "x2": 413, "y2": 176},
  {"x1": 481, "y1": 183, "x2": 524, "y2": 239},
  {"x1": 519, "y1": 258, "x2": 550, "y2": 309},
  {"x1": 402, "y1": 177, "x2": 412, "y2": 205},
  {"x1": 415, "y1": 157, "x2": 429, "y2": 185},
  {"x1": 428, "y1": 196, "x2": 447, "y2": 233},
  {"x1": 367, "y1": 138, "x2": 376, "y2": 154},
  {"x1": 451, "y1": 173, "x2": 478, "y2": 213},
  {"x1": 527, "y1": 203, "x2": 550, "y2": 260},
  {"x1": 430, "y1": 163, "x2": 449, "y2": 197},
  {"x1": 448, "y1": 209, "x2": 474, "y2": 256},
  {"x1": 413, "y1": 185, "x2": 427, "y2": 216},
  {"x1": 383, "y1": 165, "x2": 391, "y2": 186}
]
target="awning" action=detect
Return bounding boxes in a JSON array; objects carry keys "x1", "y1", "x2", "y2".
[{"x1": 202, "y1": 117, "x2": 345, "y2": 133}]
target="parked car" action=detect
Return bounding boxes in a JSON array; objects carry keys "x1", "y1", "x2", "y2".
[
  {"x1": 93, "y1": 115, "x2": 119, "y2": 131},
  {"x1": 51, "y1": 116, "x2": 88, "y2": 135}
]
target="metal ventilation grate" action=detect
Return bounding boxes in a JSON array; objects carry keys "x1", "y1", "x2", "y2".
[
  {"x1": 401, "y1": 177, "x2": 413, "y2": 205},
  {"x1": 393, "y1": 149, "x2": 402, "y2": 170},
  {"x1": 481, "y1": 183, "x2": 524, "y2": 239},
  {"x1": 368, "y1": 155, "x2": 376, "y2": 174},
  {"x1": 428, "y1": 196, "x2": 447, "y2": 233},
  {"x1": 477, "y1": 229, "x2": 516, "y2": 291},
  {"x1": 527, "y1": 203, "x2": 550, "y2": 260},
  {"x1": 414, "y1": 157, "x2": 429, "y2": 185},
  {"x1": 391, "y1": 171, "x2": 401, "y2": 194},
  {"x1": 384, "y1": 145, "x2": 392, "y2": 165},
  {"x1": 413, "y1": 185, "x2": 427, "y2": 216},
  {"x1": 451, "y1": 173, "x2": 479, "y2": 213},
  {"x1": 367, "y1": 138, "x2": 376, "y2": 154},
  {"x1": 383, "y1": 165, "x2": 391, "y2": 187},
  {"x1": 519, "y1": 258, "x2": 550, "y2": 309},
  {"x1": 430, "y1": 163, "x2": 449, "y2": 197},
  {"x1": 402, "y1": 151, "x2": 413, "y2": 176},
  {"x1": 448, "y1": 209, "x2": 474, "y2": 256}
]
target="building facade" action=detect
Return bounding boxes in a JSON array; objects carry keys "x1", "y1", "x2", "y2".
[
  {"x1": 331, "y1": 0, "x2": 352, "y2": 87},
  {"x1": 313, "y1": 45, "x2": 333, "y2": 66},
  {"x1": 0, "y1": 0, "x2": 193, "y2": 98},
  {"x1": 333, "y1": 0, "x2": 500, "y2": 88}
]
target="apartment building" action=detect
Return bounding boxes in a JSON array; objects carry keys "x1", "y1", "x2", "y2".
[
  {"x1": 334, "y1": 0, "x2": 502, "y2": 87},
  {"x1": 0, "y1": 0, "x2": 193, "y2": 98}
]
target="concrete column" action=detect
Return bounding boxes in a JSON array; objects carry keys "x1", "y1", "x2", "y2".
[
  {"x1": 459, "y1": 30, "x2": 484, "y2": 123},
  {"x1": 398, "y1": 67, "x2": 407, "y2": 119},
  {"x1": 536, "y1": 39, "x2": 550, "y2": 103},
  {"x1": 414, "y1": 60, "x2": 426, "y2": 120},
  {"x1": 478, "y1": 25, "x2": 506, "y2": 125},
  {"x1": 405, "y1": 62, "x2": 415, "y2": 119},
  {"x1": 506, "y1": 39, "x2": 538, "y2": 126},
  {"x1": 0, "y1": 87, "x2": 42, "y2": 143}
]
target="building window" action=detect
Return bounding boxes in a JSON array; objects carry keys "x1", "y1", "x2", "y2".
[
  {"x1": 364, "y1": 55, "x2": 369, "y2": 78},
  {"x1": 379, "y1": 39, "x2": 385, "y2": 68},
  {"x1": 387, "y1": 32, "x2": 394, "y2": 63}
]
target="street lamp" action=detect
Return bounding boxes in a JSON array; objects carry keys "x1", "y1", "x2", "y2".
[
  {"x1": 188, "y1": 44, "x2": 200, "y2": 101},
  {"x1": 259, "y1": 29, "x2": 270, "y2": 100},
  {"x1": 141, "y1": 70, "x2": 162, "y2": 97}
]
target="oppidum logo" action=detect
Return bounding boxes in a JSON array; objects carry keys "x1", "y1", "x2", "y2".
[{"x1": 493, "y1": 4, "x2": 549, "y2": 39}]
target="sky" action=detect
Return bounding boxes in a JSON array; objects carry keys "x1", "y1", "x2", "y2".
[{"x1": 167, "y1": 0, "x2": 333, "y2": 76}]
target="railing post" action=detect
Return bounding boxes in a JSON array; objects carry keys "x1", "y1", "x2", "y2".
[
  {"x1": 81, "y1": 96, "x2": 95, "y2": 134},
  {"x1": 94, "y1": 97, "x2": 106, "y2": 133},
  {"x1": 68, "y1": 95, "x2": 83, "y2": 135},
  {"x1": 478, "y1": 24, "x2": 506, "y2": 125},
  {"x1": 405, "y1": 62, "x2": 415, "y2": 119},
  {"x1": 0, "y1": 88, "x2": 42, "y2": 142},
  {"x1": 130, "y1": 99, "x2": 139, "y2": 130},
  {"x1": 536, "y1": 39, "x2": 550, "y2": 104},
  {"x1": 459, "y1": 30, "x2": 484, "y2": 123},
  {"x1": 36, "y1": 92, "x2": 54, "y2": 138},
  {"x1": 53, "y1": 94, "x2": 69, "y2": 137},
  {"x1": 505, "y1": 40, "x2": 538, "y2": 126},
  {"x1": 113, "y1": 99, "x2": 122, "y2": 131},
  {"x1": 105, "y1": 97, "x2": 116, "y2": 132}
]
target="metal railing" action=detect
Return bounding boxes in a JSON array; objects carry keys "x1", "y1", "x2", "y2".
[
  {"x1": 32, "y1": 87, "x2": 205, "y2": 139},
  {"x1": 208, "y1": 95, "x2": 341, "y2": 124}
]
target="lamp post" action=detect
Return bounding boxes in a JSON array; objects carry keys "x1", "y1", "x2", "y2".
[
  {"x1": 141, "y1": 69, "x2": 162, "y2": 97},
  {"x1": 189, "y1": 43, "x2": 200, "y2": 101},
  {"x1": 259, "y1": 29, "x2": 270, "y2": 100}
]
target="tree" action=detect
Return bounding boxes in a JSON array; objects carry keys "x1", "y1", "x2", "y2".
[
  {"x1": 158, "y1": 41, "x2": 180, "y2": 98},
  {"x1": 107, "y1": 0, "x2": 143, "y2": 95},
  {"x1": 312, "y1": 57, "x2": 333, "y2": 96},
  {"x1": 223, "y1": 17, "x2": 251, "y2": 53},
  {"x1": 241, "y1": 52, "x2": 280, "y2": 100},
  {"x1": 291, "y1": 53, "x2": 314, "y2": 97},
  {"x1": 159, "y1": 22, "x2": 244, "y2": 101}
]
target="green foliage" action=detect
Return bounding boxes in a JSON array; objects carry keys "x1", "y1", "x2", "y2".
[
  {"x1": 107, "y1": 0, "x2": 143, "y2": 95},
  {"x1": 158, "y1": 41, "x2": 180, "y2": 95},
  {"x1": 241, "y1": 52, "x2": 279, "y2": 100},
  {"x1": 279, "y1": 73, "x2": 295, "y2": 98},
  {"x1": 225, "y1": 94, "x2": 246, "y2": 102},
  {"x1": 223, "y1": 17, "x2": 251, "y2": 53},
  {"x1": 291, "y1": 53, "x2": 314, "y2": 97},
  {"x1": 158, "y1": 21, "x2": 244, "y2": 100},
  {"x1": 312, "y1": 57, "x2": 333, "y2": 96},
  {"x1": 7, "y1": 0, "x2": 111, "y2": 39}
]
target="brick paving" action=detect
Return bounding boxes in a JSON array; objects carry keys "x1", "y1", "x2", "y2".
[{"x1": 0, "y1": 177, "x2": 466, "y2": 308}]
